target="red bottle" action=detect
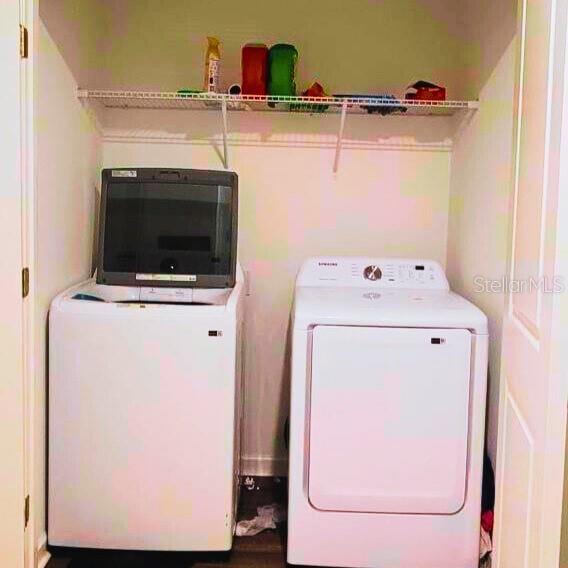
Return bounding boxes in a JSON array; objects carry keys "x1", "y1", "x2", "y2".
[{"x1": 242, "y1": 44, "x2": 268, "y2": 96}]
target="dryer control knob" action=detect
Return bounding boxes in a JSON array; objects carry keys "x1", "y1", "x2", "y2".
[{"x1": 363, "y1": 265, "x2": 382, "y2": 281}]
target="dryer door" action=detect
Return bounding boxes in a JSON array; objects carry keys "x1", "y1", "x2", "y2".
[{"x1": 308, "y1": 325, "x2": 472, "y2": 514}]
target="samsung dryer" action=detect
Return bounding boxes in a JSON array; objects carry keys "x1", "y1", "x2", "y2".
[{"x1": 287, "y1": 257, "x2": 488, "y2": 568}]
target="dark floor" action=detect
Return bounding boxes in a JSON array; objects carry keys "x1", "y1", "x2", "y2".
[{"x1": 47, "y1": 477, "x2": 289, "y2": 568}]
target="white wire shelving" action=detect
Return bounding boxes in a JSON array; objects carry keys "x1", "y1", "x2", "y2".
[{"x1": 78, "y1": 89, "x2": 479, "y2": 171}]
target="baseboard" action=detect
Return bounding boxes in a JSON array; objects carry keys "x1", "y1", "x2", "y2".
[
  {"x1": 36, "y1": 532, "x2": 50, "y2": 568},
  {"x1": 241, "y1": 455, "x2": 288, "y2": 477}
]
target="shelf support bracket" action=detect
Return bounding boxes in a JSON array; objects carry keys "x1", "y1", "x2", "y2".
[
  {"x1": 333, "y1": 101, "x2": 348, "y2": 173},
  {"x1": 221, "y1": 99, "x2": 229, "y2": 169}
]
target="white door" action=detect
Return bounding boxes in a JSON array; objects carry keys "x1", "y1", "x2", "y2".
[
  {"x1": 0, "y1": 2, "x2": 26, "y2": 568},
  {"x1": 493, "y1": 0, "x2": 568, "y2": 566},
  {"x1": 308, "y1": 325, "x2": 471, "y2": 514}
]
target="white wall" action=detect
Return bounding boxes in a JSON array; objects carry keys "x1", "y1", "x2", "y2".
[
  {"x1": 41, "y1": 0, "x2": 466, "y2": 98},
  {"x1": 102, "y1": 110, "x2": 453, "y2": 473},
  {"x1": 39, "y1": 0, "x2": 107, "y2": 87},
  {"x1": 35, "y1": 21, "x2": 101, "y2": 559},
  {"x1": 446, "y1": 0, "x2": 517, "y2": 465}
]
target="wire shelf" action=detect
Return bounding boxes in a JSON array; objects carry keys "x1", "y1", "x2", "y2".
[
  {"x1": 78, "y1": 89, "x2": 479, "y2": 116},
  {"x1": 78, "y1": 89, "x2": 478, "y2": 172}
]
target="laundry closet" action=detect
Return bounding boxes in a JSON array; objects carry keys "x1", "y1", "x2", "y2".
[{"x1": 19, "y1": 0, "x2": 568, "y2": 566}]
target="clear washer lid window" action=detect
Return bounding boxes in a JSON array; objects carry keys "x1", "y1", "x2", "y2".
[{"x1": 103, "y1": 182, "x2": 234, "y2": 277}]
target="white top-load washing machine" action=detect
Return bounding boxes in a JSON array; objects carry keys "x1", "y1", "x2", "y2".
[
  {"x1": 48, "y1": 168, "x2": 244, "y2": 551},
  {"x1": 288, "y1": 257, "x2": 488, "y2": 568}
]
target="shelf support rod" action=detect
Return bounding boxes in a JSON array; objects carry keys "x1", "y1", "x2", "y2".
[
  {"x1": 333, "y1": 101, "x2": 348, "y2": 173},
  {"x1": 221, "y1": 99, "x2": 229, "y2": 169}
]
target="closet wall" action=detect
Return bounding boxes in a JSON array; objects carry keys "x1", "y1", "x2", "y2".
[
  {"x1": 35, "y1": 21, "x2": 101, "y2": 557},
  {"x1": 446, "y1": 0, "x2": 518, "y2": 464}
]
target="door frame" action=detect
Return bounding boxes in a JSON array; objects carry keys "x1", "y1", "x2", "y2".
[
  {"x1": 19, "y1": 0, "x2": 38, "y2": 566},
  {"x1": 22, "y1": 0, "x2": 39, "y2": 566},
  {"x1": 537, "y1": 0, "x2": 568, "y2": 559},
  {"x1": 0, "y1": 1, "x2": 30, "y2": 567}
]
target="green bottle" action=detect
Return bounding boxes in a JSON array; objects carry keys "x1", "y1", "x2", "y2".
[{"x1": 268, "y1": 44, "x2": 298, "y2": 97}]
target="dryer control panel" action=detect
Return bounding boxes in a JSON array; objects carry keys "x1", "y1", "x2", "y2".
[{"x1": 296, "y1": 257, "x2": 449, "y2": 290}]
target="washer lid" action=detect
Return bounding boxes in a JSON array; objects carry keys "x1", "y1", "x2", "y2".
[
  {"x1": 308, "y1": 325, "x2": 472, "y2": 515},
  {"x1": 293, "y1": 287, "x2": 488, "y2": 334}
]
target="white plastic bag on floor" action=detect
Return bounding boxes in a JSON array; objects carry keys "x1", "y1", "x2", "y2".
[
  {"x1": 480, "y1": 526, "x2": 492, "y2": 563},
  {"x1": 235, "y1": 503, "x2": 287, "y2": 536}
]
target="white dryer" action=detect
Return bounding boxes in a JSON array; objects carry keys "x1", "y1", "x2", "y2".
[{"x1": 288, "y1": 257, "x2": 488, "y2": 568}]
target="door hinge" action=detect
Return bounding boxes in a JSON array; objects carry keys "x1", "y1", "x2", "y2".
[
  {"x1": 20, "y1": 25, "x2": 28, "y2": 59},
  {"x1": 24, "y1": 495, "x2": 29, "y2": 528},
  {"x1": 22, "y1": 267, "x2": 29, "y2": 298}
]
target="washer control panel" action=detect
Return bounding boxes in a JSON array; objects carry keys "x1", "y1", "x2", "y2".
[
  {"x1": 297, "y1": 257, "x2": 449, "y2": 290},
  {"x1": 140, "y1": 287, "x2": 194, "y2": 303}
]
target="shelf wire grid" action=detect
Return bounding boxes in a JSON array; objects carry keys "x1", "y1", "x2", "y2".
[{"x1": 78, "y1": 89, "x2": 479, "y2": 116}]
